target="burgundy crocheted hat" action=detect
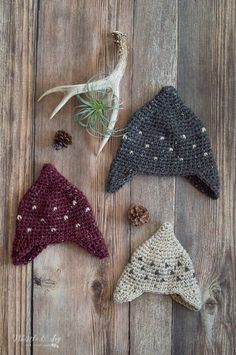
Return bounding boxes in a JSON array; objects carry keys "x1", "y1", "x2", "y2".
[{"x1": 12, "y1": 164, "x2": 109, "y2": 265}]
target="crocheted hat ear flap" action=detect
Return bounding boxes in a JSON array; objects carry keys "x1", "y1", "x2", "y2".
[
  {"x1": 107, "y1": 86, "x2": 220, "y2": 199},
  {"x1": 12, "y1": 164, "x2": 109, "y2": 265},
  {"x1": 107, "y1": 158, "x2": 136, "y2": 193},
  {"x1": 113, "y1": 222, "x2": 201, "y2": 311},
  {"x1": 186, "y1": 164, "x2": 220, "y2": 199},
  {"x1": 67, "y1": 190, "x2": 109, "y2": 258},
  {"x1": 113, "y1": 270, "x2": 144, "y2": 303}
]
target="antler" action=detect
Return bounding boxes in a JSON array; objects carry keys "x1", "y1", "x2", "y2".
[{"x1": 38, "y1": 31, "x2": 128, "y2": 155}]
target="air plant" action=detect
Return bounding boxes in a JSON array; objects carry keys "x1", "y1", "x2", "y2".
[
  {"x1": 74, "y1": 81, "x2": 123, "y2": 138},
  {"x1": 38, "y1": 31, "x2": 128, "y2": 155}
]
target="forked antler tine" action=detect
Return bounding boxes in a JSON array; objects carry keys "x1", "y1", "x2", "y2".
[
  {"x1": 97, "y1": 106, "x2": 119, "y2": 156},
  {"x1": 97, "y1": 83, "x2": 120, "y2": 156},
  {"x1": 49, "y1": 93, "x2": 75, "y2": 119},
  {"x1": 38, "y1": 86, "x2": 74, "y2": 102},
  {"x1": 39, "y1": 79, "x2": 114, "y2": 119},
  {"x1": 38, "y1": 79, "x2": 113, "y2": 102}
]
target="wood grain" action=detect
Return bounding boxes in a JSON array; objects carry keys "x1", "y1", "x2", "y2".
[
  {"x1": 130, "y1": 1, "x2": 177, "y2": 355},
  {"x1": 1, "y1": 0, "x2": 235, "y2": 354},
  {"x1": 174, "y1": 1, "x2": 236, "y2": 354},
  {"x1": 0, "y1": 0, "x2": 37, "y2": 354},
  {"x1": 33, "y1": 1, "x2": 133, "y2": 354}
]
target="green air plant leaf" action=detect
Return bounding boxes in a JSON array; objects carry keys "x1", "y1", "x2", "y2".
[{"x1": 73, "y1": 84, "x2": 124, "y2": 138}]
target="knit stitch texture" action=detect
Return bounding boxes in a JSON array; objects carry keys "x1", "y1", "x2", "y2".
[
  {"x1": 107, "y1": 86, "x2": 220, "y2": 199},
  {"x1": 12, "y1": 164, "x2": 109, "y2": 265},
  {"x1": 113, "y1": 222, "x2": 201, "y2": 311}
]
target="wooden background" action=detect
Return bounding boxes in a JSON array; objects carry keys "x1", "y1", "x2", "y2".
[{"x1": 0, "y1": 0, "x2": 235, "y2": 354}]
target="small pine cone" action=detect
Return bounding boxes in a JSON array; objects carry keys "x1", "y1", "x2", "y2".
[
  {"x1": 53, "y1": 130, "x2": 72, "y2": 150},
  {"x1": 128, "y1": 205, "x2": 150, "y2": 226}
]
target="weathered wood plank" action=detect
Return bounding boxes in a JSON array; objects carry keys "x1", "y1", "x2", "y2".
[
  {"x1": 0, "y1": 0, "x2": 38, "y2": 354},
  {"x1": 33, "y1": 1, "x2": 133, "y2": 354},
  {"x1": 174, "y1": 0, "x2": 236, "y2": 354},
  {"x1": 1, "y1": 1, "x2": 235, "y2": 354},
  {"x1": 130, "y1": 1, "x2": 177, "y2": 355}
]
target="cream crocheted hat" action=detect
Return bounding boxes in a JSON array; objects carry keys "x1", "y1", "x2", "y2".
[{"x1": 113, "y1": 222, "x2": 201, "y2": 310}]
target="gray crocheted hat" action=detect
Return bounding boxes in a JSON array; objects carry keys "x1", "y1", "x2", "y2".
[
  {"x1": 113, "y1": 222, "x2": 201, "y2": 311},
  {"x1": 107, "y1": 86, "x2": 219, "y2": 199}
]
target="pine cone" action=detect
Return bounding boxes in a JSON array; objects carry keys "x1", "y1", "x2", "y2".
[
  {"x1": 53, "y1": 130, "x2": 72, "y2": 150},
  {"x1": 128, "y1": 205, "x2": 150, "y2": 226}
]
